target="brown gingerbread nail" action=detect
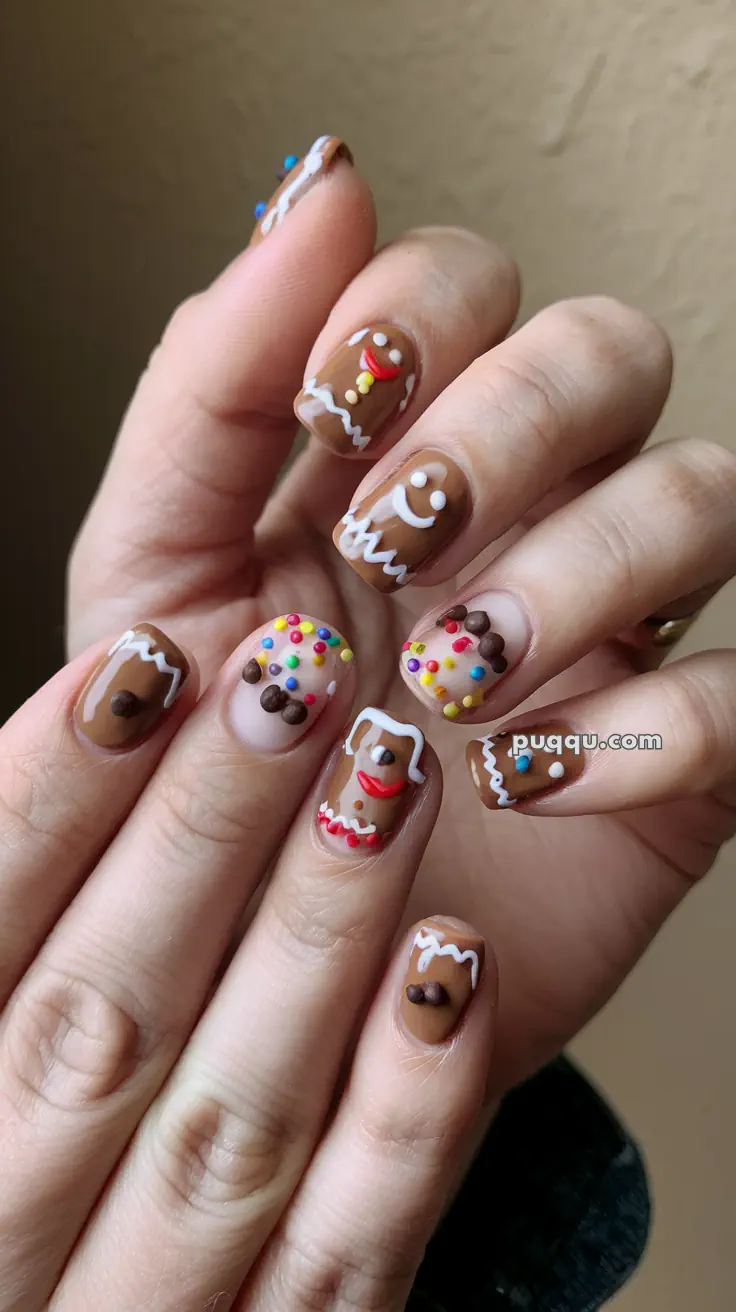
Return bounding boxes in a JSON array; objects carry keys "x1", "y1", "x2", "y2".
[
  {"x1": 466, "y1": 724, "x2": 585, "y2": 809},
  {"x1": 295, "y1": 323, "x2": 418, "y2": 456},
  {"x1": 400, "y1": 918, "x2": 485, "y2": 1044},
  {"x1": 74, "y1": 624, "x2": 189, "y2": 751},
  {"x1": 250, "y1": 136, "x2": 352, "y2": 246},
  {"x1": 317, "y1": 707, "x2": 425, "y2": 851},
  {"x1": 333, "y1": 449, "x2": 470, "y2": 593}
]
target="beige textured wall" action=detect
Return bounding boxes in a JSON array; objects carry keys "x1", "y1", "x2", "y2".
[{"x1": 1, "y1": 2, "x2": 735, "y2": 1305}]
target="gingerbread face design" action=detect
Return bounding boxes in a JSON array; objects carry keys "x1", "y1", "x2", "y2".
[
  {"x1": 250, "y1": 136, "x2": 352, "y2": 246},
  {"x1": 74, "y1": 623, "x2": 189, "y2": 750},
  {"x1": 333, "y1": 450, "x2": 470, "y2": 593},
  {"x1": 400, "y1": 919, "x2": 485, "y2": 1044},
  {"x1": 466, "y1": 725, "x2": 585, "y2": 810},
  {"x1": 317, "y1": 708, "x2": 425, "y2": 849},
  {"x1": 295, "y1": 324, "x2": 418, "y2": 455}
]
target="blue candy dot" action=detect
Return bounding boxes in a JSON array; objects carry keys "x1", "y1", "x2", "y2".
[
  {"x1": 254, "y1": 201, "x2": 267, "y2": 219},
  {"x1": 515, "y1": 754, "x2": 532, "y2": 773},
  {"x1": 317, "y1": 627, "x2": 332, "y2": 640},
  {"x1": 283, "y1": 154, "x2": 299, "y2": 170},
  {"x1": 470, "y1": 665, "x2": 486, "y2": 681},
  {"x1": 261, "y1": 636, "x2": 274, "y2": 649},
  {"x1": 285, "y1": 676, "x2": 298, "y2": 691},
  {"x1": 268, "y1": 663, "x2": 281, "y2": 676}
]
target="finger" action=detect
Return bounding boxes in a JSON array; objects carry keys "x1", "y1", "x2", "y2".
[
  {"x1": 242, "y1": 917, "x2": 493, "y2": 1312},
  {"x1": 398, "y1": 438, "x2": 736, "y2": 724},
  {"x1": 0, "y1": 612, "x2": 355, "y2": 1306},
  {"x1": 465, "y1": 649, "x2": 736, "y2": 822},
  {"x1": 0, "y1": 623, "x2": 194, "y2": 1007},
  {"x1": 68, "y1": 136, "x2": 375, "y2": 653},
  {"x1": 57, "y1": 709, "x2": 440, "y2": 1310},
  {"x1": 331, "y1": 295, "x2": 672, "y2": 593},
  {"x1": 292, "y1": 225, "x2": 519, "y2": 461}
]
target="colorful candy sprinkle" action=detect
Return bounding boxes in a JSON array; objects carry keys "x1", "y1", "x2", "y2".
[
  {"x1": 402, "y1": 641, "x2": 411, "y2": 652},
  {"x1": 515, "y1": 754, "x2": 532, "y2": 773},
  {"x1": 256, "y1": 652, "x2": 267, "y2": 666},
  {"x1": 407, "y1": 658, "x2": 420, "y2": 672},
  {"x1": 426, "y1": 660, "x2": 439, "y2": 673},
  {"x1": 274, "y1": 617, "x2": 287, "y2": 631},
  {"x1": 261, "y1": 636, "x2": 274, "y2": 649},
  {"x1": 313, "y1": 641, "x2": 326, "y2": 654},
  {"x1": 462, "y1": 695, "x2": 474, "y2": 708},
  {"x1": 445, "y1": 621, "x2": 458, "y2": 634},
  {"x1": 470, "y1": 665, "x2": 486, "y2": 681},
  {"x1": 443, "y1": 702, "x2": 460, "y2": 719},
  {"x1": 299, "y1": 620, "x2": 314, "y2": 634},
  {"x1": 285, "y1": 676, "x2": 298, "y2": 691},
  {"x1": 347, "y1": 833, "x2": 359, "y2": 848},
  {"x1": 283, "y1": 153, "x2": 299, "y2": 170},
  {"x1": 419, "y1": 672, "x2": 434, "y2": 687},
  {"x1": 409, "y1": 641, "x2": 426, "y2": 655},
  {"x1": 435, "y1": 685, "x2": 447, "y2": 698},
  {"x1": 268, "y1": 663, "x2": 281, "y2": 675},
  {"x1": 442, "y1": 657, "x2": 456, "y2": 669},
  {"x1": 452, "y1": 637, "x2": 471, "y2": 653},
  {"x1": 313, "y1": 654, "x2": 325, "y2": 667},
  {"x1": 286, "y1": 613, "x2": 300, "y2": 625},
  {"x1": 327, "y1": 635, "x2": 341, "y2": 647},
  {"x1": 286, "y1": 654, "x2": 299, "y2": 668},
  {"x1": 304, "y1": 693, "x2": 316, "y2": 705},
  {"x1": 254, "y1": 201, "x2": 267, "y2": 219},
  {"x1": 290, "y1": 630, "x2": 303, "y2": 644},
  {"x1": 318, "y1": 627, "x2": 332, "y2": 640},
  {"x1": 340, "y1": 648, "x2": 354, "y2": 662}
]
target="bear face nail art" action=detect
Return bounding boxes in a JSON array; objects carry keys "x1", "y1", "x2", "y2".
[
  {"x1": 400, "y1": 918, "x2": 485, "y2": 1044},
  {"x1": 74, "y1": 624, "x2": 190, "y2": 751},
  {"x1": 317, "y1": 707, "x2": 425, "y2": 851},
  {"x1": 294, "y1": 323, "x2": 418, "y2": 455},
  {"x1": 466, "y1": 724, "x2": 585, "y2": 809},
  {"x1": 333, "y1": 450, "x2": 470, "y2": 593},
  {"x1": 250, "y1": 136, "x2": 352, "y2": 246},
  {"x1": 229, "y1": 614, "x2": 354, "y2": 752}
]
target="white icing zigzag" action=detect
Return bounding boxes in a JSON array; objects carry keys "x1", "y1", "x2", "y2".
[
  {"x1": 302, "y1": 380, "x2": 370, "y2": 450},
  {"x1": 259, "y1": 135, "x2": 331, "y2": 236},
  {"x1": 399, "y1": 372, "x2": 416, "y2": 413},
  {"x1": 338, "y1": 509, "x2": 411, "y2": 585},
  {"x1": 413, "y1": 928, "x2": 480, "y2": 991},
  {"x1": 318, "y1": 802, "x2": 377, "y2": 836},
  {"x1": 479, "y1": 735, "x2": 517, "y2": 808},
  {"x1": 345, "y1": 707, "x2": 425, "y2": 783},
  {"x1": 108, "y1": 629, "x2": 183, "y2": 708}
]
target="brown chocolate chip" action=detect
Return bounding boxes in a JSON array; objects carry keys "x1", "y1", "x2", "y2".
[
  {"x1": 464, "y1": 610, "x2": 491, "y2": 636},
  {"x1": 423, "y1": 981, "x2": 449, "y2": 1006},
  {"x1": 110, "y1": 689, "x2": 142, "y2": 718},
  {"x1": 478, "y1": 632, "x2": 505, "y2": 661},
  {"x1": 437, "y1": 604, "x2": 468, "y2": 626},
  {"x1": 406, "y1": 984, "x2": 425, "y2": 1005},
  {"x1": 260, "y1": 685, "x2": 288, "y2": 713},
  {"x1": 282, "y1": 699, "x2": 308, "y2": 725},
  {"x1": 490, "y1": 655, "x2": 508, "y2": 674},
  {"x1": 242, "y1": 658, "x2": 263, "y2": 685}
]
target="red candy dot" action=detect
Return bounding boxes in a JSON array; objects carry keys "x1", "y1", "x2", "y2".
[
  {"x1": 304, "y1": 693, "x2": 316, "y2": 705},
  {"x1": 445, "y1": 620, "x2": 458, "y2": 634},
  {"x1": 402, "y1": 641, "x2": 411, "y2": 651},
  {"x1": 286, "y1": 613, "x2": 300, "y2": 625},
  {"x1": 347, "y1": 833, "x2": 359, "y2": 848},
  {"x1": 365, "y1": 833, "x2": 380, "y2": 848},
  {"x1": 313, "y1": 641, "x2": 326, "y2": 653},
  {"x1": 426, "y1": 659, "x2": 439, "y2": 673},
  {"x1": 452, "y1": 637, "x2": 471, "y2": 653},
  {"x1": 290, "y1": 630, "x2": 303, "y2": 643},
  {"x1": 328, "y1": 821, "x2": 340, "y2": 834}
]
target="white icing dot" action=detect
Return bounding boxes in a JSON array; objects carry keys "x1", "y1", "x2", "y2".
[
  {"x1": 372, "y1": 331, "x2": 388, "y2": 346},
  {"x1": 429, "y1": 490, "x2": 447, "y2": 510},
  {"x1": 410, "y1": 470, "x2": 428, "y2": 488},
  {"x1": 389, "y1": 348, "x2": 403, "y2": 364},
  {"x1": 345, "y1": 389, "x2": 358, "y2": 405},
  {"x1": 548, "y1": 761, "x2": 565, "y2": 779},
  {"x1": 327, "y1": 680, "x2": 337, "y2": 696}
]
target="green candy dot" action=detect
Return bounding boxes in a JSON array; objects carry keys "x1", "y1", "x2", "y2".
[
  {"x1": 327, "y1": 635, "x2": 341, "y2": 647},
  {"x1": 286, "y1": 654, "x2": 299, "y2": 668}
]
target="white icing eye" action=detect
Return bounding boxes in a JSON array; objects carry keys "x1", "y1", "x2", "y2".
[
  {"x1": 389, "y1": 348, "x2": 403, "y2": 364},
  {"x1": 410, "y1": 470, "x2": 428, "y2": 488},
  {"x1": 548, "y1": 761, "x2": 565, "y2": 779},
  {"x1": 429, "y1": 490, "x2": 446, "y2": 510},
  {"x1": 372, "y1": 331, "x2": 388, "y2": 346}
]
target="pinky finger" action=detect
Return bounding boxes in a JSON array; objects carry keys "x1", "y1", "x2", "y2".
[{"x1": 240, "y1": 916, "x2": 495, "y2": 1312}]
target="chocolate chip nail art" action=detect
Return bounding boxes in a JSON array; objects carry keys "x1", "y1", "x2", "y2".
[
  {"x1": 250, "y1": 136, "x2": 352, "y2": 246},
  {"x1": 333, "y1": 450, "x2": 470, "y2": 593},
  {"x1": 466, "y1": 724, "x2": 585, "y2": 809},
  {"x1": 400, "y1": 592, "x2": 531, "y2": 720},
  {"x1": 229, "y1": 614, "x2": 354, "y2": 752},
  {"x1": 317, "y1": 707, "x2": 425, "y2": 851},
  {"x1": 74, "y1": 624, "x2": 190, "y2": 751},
  {"x1": 400, "y1": 918, "x2": 485, "y2": 1044},
  {"x1": 295, "y1": 324, "x2": 418, "y2": 455}
]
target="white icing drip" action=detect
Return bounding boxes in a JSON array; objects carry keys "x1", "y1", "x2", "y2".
[
  {"x1": 259, "y1": 135, "x2": 330, "y2": 235},
  {"x1": 413, "y1": 928, "x2": 480, "y2": 991},
  {"x1": 318, "y1": 802, "x2": 376, "y2": 836},
  {"x1": 399, "y1": 372, "x2": 416, "y2": 413},
  {"x1": 345, "y1": 707, "x2": 425, "y2": 783},
  {"x1": 302, "y1": 381, "x2": 370, "y2": 450},
  {"x1": 327, "y1": 680, "x2": 337, "y2": 696},
  {"x1": 338, "y1": 509, "x2": 409, "y2": 584},
  {"x1": 347, "y1": 327, "x2": 370, "y2": 346},
  {"x1": 479, "y1": 735, "x2": 518, "y2": 807},
  {"x1": 470, "y1": 758, "x2": 481, "y2": 788},
  {"x1": 107, "y1": 629, "x2": 183, "y2": 708},
  {"x1": 391, "y1": 482, "x2": 436, "y2": 530}
]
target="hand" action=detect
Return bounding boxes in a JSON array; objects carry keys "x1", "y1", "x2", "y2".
[{"x1": 69, "y1": 136, "x2": 736, "y2": 1100}]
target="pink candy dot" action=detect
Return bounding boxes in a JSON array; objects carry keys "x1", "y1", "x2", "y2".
[
  {"x1": 290, "y1": 630, "x2": 303, "y2": 644},
  {"x1": 286, "y1": 613, "x2": 300, "y2": 625},
  {"x1": 347, "y1": 833, "x2": 359, "y2": 848},
  {"x1": 304, "y1": 693, "x2": 316, "y2": 705},
  {"x1": 445, "y1": 621, "x2": 458, "y2": 634},
  {"x1": 366, "y1": 833, "x2": 380, "y2": 847},
  {"x1": 452, "y1": 637, "x2": 471, "y2": 653},
  {"x1": 313, "y1": 640, "x2": 326, "y2": 653},
  {"x1": 402, "y1": 641, "x2": 411, "y2": 651}
]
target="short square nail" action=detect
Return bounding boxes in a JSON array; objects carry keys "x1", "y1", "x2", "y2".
[
  {"x1": 333, "y1": 449, "x2": 470, "y2": 592},
  {"x1": 250, "y1": 136, "x2": 352, "y2": 245},
  {"x1": 316, "y1": 707, "x2": 425, "y2": 852},
  {"x1": 399, "y1": 593, "x2": 530, "y2": 720},
  {"x1": 74, "y1": 624, "x2": 190, "y2": 751},
  {"x1": 466, "y1": 723, "x2": 585, "y2": 809},
  {"x1": 295, "y1": 323, "x2": 418, "y2": 456},
  {"x1": 400, "y1": 917, "x2": 485, "y2": 1044},
  {"x1": 228, "y1": 613, "x2": 354, "y2": 752}
]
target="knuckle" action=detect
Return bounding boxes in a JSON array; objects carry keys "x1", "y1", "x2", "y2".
[
  {"x1": 658, "y1": 438, "x2": 736, "y2": 515},
  {"x1": 479, "y1": 352, "x2": 569, "y2": 467},
  {"x1": 0, "y1": 743, "x2": 95, "y2": 857},
  {"x1": 661, "y1": 662, "x2": 736, "y2": 783},
  {"x1": 269, "y1": 868, "x2": 375, "y2": 967},
  {"x1": 276, "y1": 1226, "x2": 414, "y2": 1311},
  {"x1": 547, "y1": 296, "x2": 672, "y2": 379},
  {"x1": 150, "y1": 755, "x2": 258, "y2": 864},
  {"x1": 357, "y1": 1079, "x2": 472, "y2": 1170}
]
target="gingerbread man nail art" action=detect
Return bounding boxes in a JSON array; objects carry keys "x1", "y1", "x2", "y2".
[
  {"x1": 250, "y1": 136, "x2": 352, "y2": 246},
  {"x1": 317, "y1": 707, "x2": 425, "y2": 850},
  {"x1": 74, "y1": 623, "x2": 189, "y2": 751},
  {"x1": 466, "y1": 725, "x2": 585, "y2": 809},
  {"x1": 400, "y1": 918, "x2": 485, "y2": 1044}
]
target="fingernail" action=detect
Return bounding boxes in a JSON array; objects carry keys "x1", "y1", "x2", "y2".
[
  {"x1": 74, "y1": 624, "x2": 190, "y2": 751},
  {"x1": 399, "y1": 592, "x2": 531, "y2": 720},
  {"x1": 250, "y1": 136, "x2": 352, "y2": 245},
  {"x1": 400, "y1": 917, "x2": 485, "y2": 1044},
  {"x1": 466, "y1": 723, "x2": 585, "y2": 809},
  {"x1": 333, "y1": 449, "x2": 470, "y2": 592},
  {"x1": 295, "y1": 324, "x2": 418, "y2": 456},
  {"x1": 228, "y1": 613, "x2": 355, "y2": 752},
  {"x1": 316, "y1": 706, "x2": 425, "y2": 851}
]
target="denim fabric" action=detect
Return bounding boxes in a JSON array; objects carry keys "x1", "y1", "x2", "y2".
[{"x1": 407, "y1": 1057, "x2": 650, "y2": 1312}]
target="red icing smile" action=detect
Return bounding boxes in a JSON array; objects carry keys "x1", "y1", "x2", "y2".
[
  {"x1": 357, "y1": 770, "x2": 407, "y2": 800},
  {"x1": 361, "y1": 346, "x2": 402, "y2": 382}
]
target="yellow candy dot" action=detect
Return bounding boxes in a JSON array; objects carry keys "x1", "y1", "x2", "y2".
[
  {"x1": 357, "y1": 370, "x2": 374, "y2": 387},
  {"x1": 442, "y1": 656, "x2": 456, "y2": 669},
  {"x1": 256, "y1": 652, "x2": 267, "y2": 666},
  {"x1": 409, "y1": 641, "x2": 426, "y2": 655},
  {"x1": 345, "y1": 389, "x2": 359, "y2": 405},
  {"x1": 358, "y1": 381, "x2": 371, "y2": 395},
  {"x1": 313, "y1": 654, "x2": 325, "y2": 667},
  {"x1": 443, "y1": 702, "x2": 460, "y2": 719},
  {"x1": 419, "y1": 671, "x2": 434, "y2": 687},
  {"x1": 462, "y1": 695, "x2": 474, "y2": 708},
  {"x1": 434, "y1": 685, "x2": 447, "y2": 699},
  {"x1": 340, "y1": 648, "x2": 354, "y2": 662},
  {"x1": 299, "y1": 620, "x2": 314, "y2": 634},
  {"x1": 274, "y1": 617, "x2": 287, "y2": 631}
]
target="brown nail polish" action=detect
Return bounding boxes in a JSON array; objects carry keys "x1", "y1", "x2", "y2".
[
  {"x1": 400, "y1": 918, "x2": 485, "y2": 1044},
  {"x1": 250, "y1": 136, "x2": 352, "y2": 246},
  {"x1": 295, "y1": 324, "x2": 418, "y2": 456},
  {"x1": 316, "y1": 707, "x2": 425, "y2": 852},
  {"x1": 74, "y1": 624, "x2": 189, "y2": 751},
  {"x1": 466, "y1": 724, "x2": 585, "y2": 809},
  {"x1": 333, "y1": 449, "x2": 470, "y2": 593}
]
